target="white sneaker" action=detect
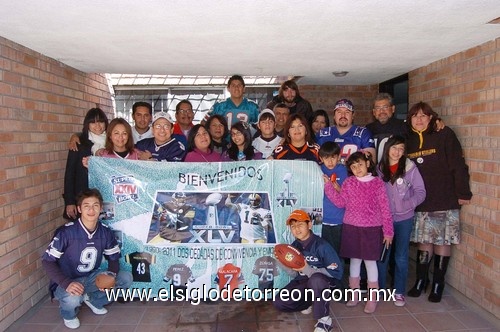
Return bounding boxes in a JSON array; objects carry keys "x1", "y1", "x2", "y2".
[
  {"x1": 300, "y1": 306, "x2": 312, "y2": 314},
  {"x1": 314, "y1": 315, "x2": 333, "y2": 332},
  {"x1": 394, "y1": 293, "x2": 406, "y2": 307},
  {"x1": 83, "y1": 294, "x2": 108, "y2": 315},
  {"x1": 63, "y1": 317, "x2": 80, "y2": 329}
]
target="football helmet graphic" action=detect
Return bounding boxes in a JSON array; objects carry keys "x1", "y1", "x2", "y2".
[
  {"x1": 172, "y1": 192, "x2": 187, "y2": 202},
  {"x1": 248, "y1": 193, "x2": 261, "y2": 208}
]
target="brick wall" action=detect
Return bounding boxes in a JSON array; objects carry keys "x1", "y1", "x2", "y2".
[
  {"x1": 408, "y1": 38, "x2": 500, "y2": 318},
  {"x1": 301, "y1": 84, "x2": 379, "y2": 126},
  {"x1": 1, "y1": 33, "x2": 498, "y2": 329},
  {"x1": 0, "y1": 37, "x2": 114, "y2": 330}
]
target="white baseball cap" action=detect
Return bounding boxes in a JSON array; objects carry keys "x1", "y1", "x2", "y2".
[{"x1": 152, "y1": 111, "x2": 173, "y2": 124}]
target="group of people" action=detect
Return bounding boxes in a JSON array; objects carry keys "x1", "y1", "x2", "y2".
[
  {"x1": 49, "y1": 74, "x2": 471, "y2": 331},
  {"x1": 274, "y1": 94, "x2": 471, "y2": 332}
]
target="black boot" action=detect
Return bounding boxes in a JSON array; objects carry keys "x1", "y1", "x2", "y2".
[
  {"x1": 428, "y1": 255, "x2": 450, "y2": 303},
  {"x1": 407, "y1": 250, "x2": 431, "y2": 297}
]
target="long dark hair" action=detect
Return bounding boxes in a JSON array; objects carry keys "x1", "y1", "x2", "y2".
[
  {"x1": 310, "y1": 109, "x2": 330, "y2": 129},
  {"x1": 378, "y1": 135, "x2": 407, "y2": 184},
  {"x1": 81, "y1": 108, "x2": 108, "y2": 146},
  {"x1": 227, "y1": 121, "x2": 255, "y2": 160},
  {"x1": 187, "y1": 124, "x2": 213, "y2": 152}
]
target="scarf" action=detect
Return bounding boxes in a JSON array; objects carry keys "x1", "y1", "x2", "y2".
[{"x1": 89, "y1": 132, "x2": 106, "y2": 155}]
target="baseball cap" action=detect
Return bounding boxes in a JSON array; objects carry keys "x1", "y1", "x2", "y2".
[
  {"x1": 152, "y1": 111, "x2": 173, "y2": 124},
  {"x1": 334, "y1": 99, "x2": 354, "y2": 112},
  {"x1": 258, "y1": 108, "x2": 275, "y2": 122},
  {"x1": 286, "y1": 209, "x2": 311, "y2": 225}
]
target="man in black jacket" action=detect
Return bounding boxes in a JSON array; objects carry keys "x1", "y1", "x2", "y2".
[{"x1": 267, "y1": 80, "x2": 313, "y2": 121}]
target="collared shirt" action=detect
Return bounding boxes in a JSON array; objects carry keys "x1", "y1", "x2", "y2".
[{"x1": 132, "y1": 126, "x2": 153, "y2": 144}]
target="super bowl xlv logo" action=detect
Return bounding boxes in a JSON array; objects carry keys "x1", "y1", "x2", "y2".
[{"x1": 111, "y1": 175, "x2": 139, "y2": 203}]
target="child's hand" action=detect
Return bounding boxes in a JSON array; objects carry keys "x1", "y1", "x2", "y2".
[
  {"x1": 383, "y1": 236, "x2": 393, "y2": 248},
  {"x1": 323, "y1": 175, "x2": 330, "y2": 183},
  {"x1": 292, "y1": 262, "x2": 307, "y2": 272},
  {"x1": 332, "y1": 181, "x2": 341, "y2": 192}
]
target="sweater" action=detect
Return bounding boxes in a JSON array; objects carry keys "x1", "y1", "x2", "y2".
[
  {"x1": 376, "y1": 159, "x2": 426, "y2": 222},
  {"x1": 291, "y1": 233, "x2": 343, "y2": 280},
  {"x1": 406, "y1": 126, "x2": 472, "y2": 211},
  {"x1": 325, "y1": 175, "x2": 394, "y2": 237}
]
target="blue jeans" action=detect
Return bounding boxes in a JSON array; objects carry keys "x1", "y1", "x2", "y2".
[
  {"x1": 54, "y1": 270, "x2": 133, "y2": 320},
  {"x1": 377, "y1": 217, "x2": 413, "y2": 295}
]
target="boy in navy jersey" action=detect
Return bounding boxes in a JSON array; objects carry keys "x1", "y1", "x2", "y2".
[
  {"x1": 319, "y1": 142, "x2": 348, "y2": 254},
  {"x1": 42, "y1": 189, "x2": 132, "y2": 329},
  {"x1": 274, "y1": 210, "x2": 342, "y2": 332}
]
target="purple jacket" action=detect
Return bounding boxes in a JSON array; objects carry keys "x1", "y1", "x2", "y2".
[{"x1": 377, "y1": 159, "x2": 426, "y2": 222}]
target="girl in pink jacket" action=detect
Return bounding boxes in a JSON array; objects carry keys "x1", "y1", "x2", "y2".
[{"x1": 325, "y1": 151, "x2": 393, "y2": 314}]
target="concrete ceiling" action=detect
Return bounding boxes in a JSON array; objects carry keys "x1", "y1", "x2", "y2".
[{"x1": 1, "y1": 0, "x2": 499, "y2": 85}]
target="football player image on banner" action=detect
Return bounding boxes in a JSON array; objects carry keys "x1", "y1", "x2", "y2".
[
  {"x1": 149, "y1": 192, "x2": 196, "y2": 243},
  {"x1": 125, "y1": 251, "x2": 156, "y2": 282},
  {"x1": 148, "y1": 191, "x2": 274, "y2": 245},
  {"x1": 225, "y1": 193, "x2": 274, "y2": 244},
  {"x1": 88, "y1": 158, "x2": 324, "y2": 294}
]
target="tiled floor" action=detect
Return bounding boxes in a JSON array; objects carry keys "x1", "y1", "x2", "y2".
[{"x1": 8, "y1": 288, "x2": 499, "y2": 332}]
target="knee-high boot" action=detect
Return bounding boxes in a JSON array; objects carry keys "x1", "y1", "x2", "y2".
[
  {"x1": 407, "y1": 250, "x2": 431, "y2": 297},
  {"x1": 428, "y1": 255, "x2": 450, "y2": 303}
]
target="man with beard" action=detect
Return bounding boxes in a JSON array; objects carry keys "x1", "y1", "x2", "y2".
[
  {"x1": 316, "y1": 99, "x2": 375, "y2": 164},
  {"x1": 366, "y1": 93, "x2": 408, "y2": 161},
  {"x1": 266, "y1": 80, "x2": 313, "y2": 121}
]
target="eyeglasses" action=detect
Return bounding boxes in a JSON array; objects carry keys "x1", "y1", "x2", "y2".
[
  {"x1": 154, "y1": 124, "x2": 172, "y2": 130},
  {"x1": 374, "y1": 105, "x2": 391, "y2": 111},
  {"x1": 177, "y1": 109, "x2": 194, "y2": 115},
  {"x1": 230, "y1": 131, "x2": 243, "y2": 137}
]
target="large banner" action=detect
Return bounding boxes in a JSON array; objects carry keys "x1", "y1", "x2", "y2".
[{"x1": 89, "y1": 158, "x2": 324, "y2": 297}]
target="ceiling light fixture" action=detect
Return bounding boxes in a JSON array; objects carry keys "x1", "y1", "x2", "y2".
[{"x1": 332, "y1": 71, "x2": 349, "y2": 77}]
